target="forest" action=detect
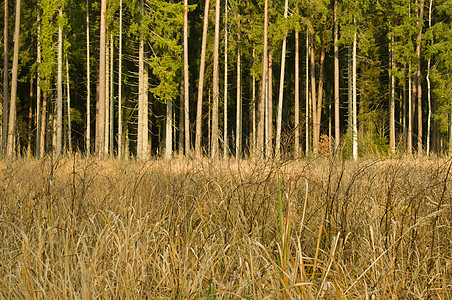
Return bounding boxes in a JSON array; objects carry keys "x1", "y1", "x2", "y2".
[{"x1": 0, "y1": 0, "x2": 452, "y2": 159}]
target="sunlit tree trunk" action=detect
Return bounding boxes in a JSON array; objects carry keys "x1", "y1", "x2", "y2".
[
  {"x1": 118, "y1": 0, "x2": 123, "y2": 157},
  {"x1": 165, "y1": 98, "x2": 173, "y2": 159},
  {"x1": 408, "y1": 65, "x2": 412, "y2": 154},
  {"x1": 86, "y1": 0, "x2": 91, "y2": 154},
  {"x1": 251, "y1": 48, "x2": 256, "y2": 156},
  {"x1": 309, "y1": 32, "x2": 317, "y2": 154},
  {"x1": 195, "y1": 0, "x2": 210, "y2": 157},
  {"x1": 56, "y1": 6, "x2": 63, "y2": 155},
  {"x1": 137, "y1": 0, "x2": 148, "y2": 159},
  {"x1": 426, "y1": 0, "x2": 432, "y2": 155},
  {"x1": 223, "y1": 0, "x2": 228, "y2": 158},
  {"x1": 236, "y1": 45, "x2": 242, "y2": 159},
  {"x1": 390, "y1": 34, "x2": 396, "y2": 153},
  {"x1": 96, "y1": 0, "x2": 106, "y2": 156},
  {"x1": 415, "y1": 0, "x2": 425, "y2": 154},
  {"x1": 257, "y1": 0, "x2": 268, "y2": 158},
  {"x1": 36, "y1": 7, "x2": 42, "y2": 157},
  {"x1": 267, "y1": 52, "x2": 273, "y2": 158},
  {"x1": 275, "y1": 0, "x2": 288, "y2": 160},
  {"x1": 6, "y1": 0, "x2": 20, "y2": 157},
  {"x1": 183, "y1": 0, "x2": 190, "y2": 155},
  {"x1": 109, "y1": 33, "x2": 114, "y2": 155},
  {"x1": 2, "y1": 0, "x2": 8, "y2": 155},
  {"x1": 105, "y1": 37, "x2": 110, "y2": 154},
  {"x1": 66, "y1": 54, "x2": 72, "y2": 152},
  {"x1": 211, "y1": 0, "x2": 220, "y2": 159},
  {"x1": 27, "y1": 78, "x2": 33, "y2": 156},
  {"x1": 305, "y1": 31, "x2": 309, "y2": 154},
  {"x1": 352, "y1": 19, "x2": 358, "y2": 161},
  {"x1": 334, "y1": 0, "x2": 340, "y2": 150},
  {"x1": 294, "y1": 30, "x2": 300, "y2": 158}
]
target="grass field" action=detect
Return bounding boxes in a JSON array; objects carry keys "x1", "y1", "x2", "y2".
[{"x1": 0, "y1": 155, "x2": 451, "y2": 299}]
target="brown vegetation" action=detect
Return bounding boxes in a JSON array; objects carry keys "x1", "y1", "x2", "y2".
[{"x1": 0, "y1": 156, "x2": 451, "y2": 298}]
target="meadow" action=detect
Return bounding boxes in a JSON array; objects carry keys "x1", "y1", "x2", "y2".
[{"x1": 0, "y1": 155, "x2": 450, "y2": 299}]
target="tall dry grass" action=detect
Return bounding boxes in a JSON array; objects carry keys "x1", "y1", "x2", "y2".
[{"x1": 0, "y1": 155, "x2": 450, "y2": 299}]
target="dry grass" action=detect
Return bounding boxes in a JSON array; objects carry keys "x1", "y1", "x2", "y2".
[{"x1": 0, "y1": 155, "x2": 451, "y2": 299}]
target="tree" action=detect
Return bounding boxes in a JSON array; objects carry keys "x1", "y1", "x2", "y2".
[
  {"x1": 86, "y1": 0, "x2": 91, "y2": 154},
  {"x1": 6, "y1": 0, "x2": 21, "y2": 157},
  {"x1": 56, "y1": 5, "x2": 64, "y2": 155},
  {"x1": 2, "y1": 0, "x2": 8, "y2": 155},
  {"x1": 334, "y1": 0, "x2": 340, "y2": 149},
  {"x1": 96, "y1": 0, "x2": 107, "y2": 156},
  {"x1": 211, "y1": 0, "x2": 220, "y2": 159},
  {"x1": 257, "y1": 0, "x2": 268, "y2": 157},
  {"x1": 183, "y1": 0, "x2": 190, "y2": 155},
  {"x1": 195, "y1": 0, "x2": 210, "y2": 157}
]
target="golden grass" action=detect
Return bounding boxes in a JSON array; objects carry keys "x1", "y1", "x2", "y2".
[{"x1": 0, "y1": 155, "x2": 451, "y2": 299}]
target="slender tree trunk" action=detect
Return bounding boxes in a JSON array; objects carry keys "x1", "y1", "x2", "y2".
[
  {"x1": 195, "y1": 0, "x2": 210, "y2": 157},
  {"x1": 334, "y1": 0, "x2": 340, "y2": 149},
  {"x1": 305, "y1": 30, "x2": 309, "y2": 154},
  {"x1": 40, "y1": 94, "x2": 47, "y2": 156},
  {"x1": 109, "y1": 33, "x2": 114, "y2": 155},
  {"x1": 415, "y1": 0, "x2": 425, "y2": 154},
  {"x1": 408, "y1": 65, "x2": 412, "y2": 154},
  {"x1": 426, "y1": 0, "x2": 432, "y2": 155},
  {"x1": 165, "y1": 98, "x2": 173, "y2": 159},
  {"x1": 183, "y1": 0, "x2": 190, "y2": 155},
  {"x1": 267, "y1": 52, "x2": 273, "y2": 158},
  {"x1": 223, "y1": 0, "x2": 228, "y2": 158},
  {"x1": 86, "y1": 0, "x2": 91, "y2": 154},
  {"x1": 352, "y1": 20, "x2": 358, "y2": 161},
  {"x1": 2, "y1": 0, "x2": 8, "y2": 155},
  {"x1": 251, "y1": 48, "x2": 256, "y2": 156},
  {"x1": 96, "y1": 0, "x2": 106, "y2": 156},
  {"x1": 66, "y1": 54, "x2": 72, "y2": 152},
  {"x1": 118, "y1": 0, "x2": 123, "y2": 157},
  {"x1": 211, "y1": 0, "x2": 220, "y2": 159},
  {"x1": 236, "y1": 45, "x2": 242, "y2": 159},
  {"x1": 314, "y1": 45, "x2": 325, "y2": 153},
  {"x1": 6, "y1": 0, "x2": 20, "y2": 157},
  {"x1": 105, "y1": 37, "x2": 110, "y2": 154},
  {"x1": 27, "y1": 78, "x2": 33, "y2": 156},
  {"x1": 309, "y1": 32, "x2": 317, "y2": 154},
  {"x1": 389, "y1": 33, "x2": 396, "y2": 154},
  {"x1": 36, "y1": 7, "x2": 42, "y2": 157},
  {"x1": 275, "y1": 0, "x2": 289, "y2": 160},
  {"x1": 294, "y1": 30, "x2": 300, "y2": 158},
  {"x1": 137, "y1": 0, "x2": 148, "y2": 159},
  {"x1": 56, "y1": 6, "x2": 63, "y2": 155},
  {"x1": 257, "y1": 0, "x2": 268, "y2": 157}
]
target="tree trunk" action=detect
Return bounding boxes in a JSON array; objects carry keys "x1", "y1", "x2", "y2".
[
  {"x1": 2, "y1": 0, "x2": 8, "y2": 155},
  {"x1": 426, "y1": 0, "x2": 432, "y2": 155},
  {"x1": 275, "y1": 0, "x2": 289, "y2": 160},
  {"x1": 415, "y1": 0, "x2": 425, "y2": 154},
  {"x1": 352, "y1": 20, "x2": 358, "y2": 161},
  {"x1": 195, "y1": 0, "x2": 210, "y2": 157},
  {"x1": 390, "y1": 34, "x2": 396, "y2": 154},
  {"x1": 305, "y1": 30, "x2": 309, "y2": 154},
  {"x1": 267, "y1": 52, "x2": 273, "y2": 158},
  {"x1": 137, "y1": 0, "x2": 148, "y2": 159},
  {"x1": 334, "y1": 0, "x2": 340, "y2": 149},
  {"x1": 66, "y1": 53, "x2": 72, "y2": 152},
  {"x1": 236, "y1": 45, "x2": 242, "y2": 159},
  {"x1": 257, "y1": 0, "x2": 268, "y2": 158},
  {"x1": 40, "y1": 94, "x2": 47, "y2": 156},
  {"x1": 211, "y1": 0, "x2": 220, "y2": 159},
  {"x1": 309, "y1": 32, "x2": 317, "y2": 154},
  {"x1": 86, "y1": 0, "x2": 91, "y2": 154},
  {"x1": 6, "y1": 0, "x2": 20, "y2": 157},
  {"x1": 56, "y1": 6, "x2": 63, "y2": 155},
  {"x1": 36, "y1": 6, "x2": 41, "y2": 157},
  {"x1": 314, "y1": 45, "x2": 325, "y2": 153},
  {"x1": 408, "y1": 65, "x2": 412, "y2": 154},
  {"x1": 223, "y1": 0, "x2": 228, "y2": 158},
  {"x1": 294, "y1": 30, "x2": 300, "y2": 157},
  {"x1": 118, "y1": 0, "x2": 123, "y2": 157},
  {"x1": 96, "y1": 0, "x2": 106, "y2": 156},
  {"x1": 165, "y1": 98, "x2": 173, "y2": 159},
  {"x1": 183, "y1": 0, "x2": 190, "y2": 155},
  {"x1": 251, "y1": 48, "x2": 256, "y2": 156},
  {"x1": 105, "y1": 37, "x2": 110, "y2": 153},
  {"x1": 27, "y1": 78, "x2": 33, "y2": 156},
  {"x1": 109, "y1": 33, "x2": 114, "y2": 155}
]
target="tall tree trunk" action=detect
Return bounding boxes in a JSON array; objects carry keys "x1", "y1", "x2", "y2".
[
  {"x1": 118, "y1": 0, "x2": 123, "y2": 157},
  {"x1": 96, "y1": 0, "x2": 106, "y2": 156},
  {"x1": 415, "y1": 0, "x2": 425, "y2": 154},
  {"x1": 267, "y1": 52, "x2": 273, "y2": 158},
  {"x1": 165, "y1": 98, "x2": 173, "y2": 159},
  {"x1": 294, "y1": 29, "x2": 300, "y2": 157},
  {"x1": 56, "y1": 6, "x2": 63, "y2": 155},
  {"x1": 275, "y1": 0, "x2": 289, "y2": 160},
  {"x1": 236, "y1": 45, "x2": 242, "y2": 159},
  {"x1": 257, "y1": 0, "x2": 268, "y2": 157},
  {"x1": 426, "y1": 0, "x2": 432, "y2": 155},
  {"x1": 6, "y1": 0, "x2": 20, "y2": 157},
  {"x1": 183, "y1": 0, "x2": 190, "y2": 155},
  {"x1": 309, "y1": 32, "x2": 317, "y2": 154},
  {"x1": 390, "y1": 34, "x2": 396, "y2": 153},
  {"x1": 36, "y1": 6, "x2": 41, "y2": 157},
  {"x1": 27, "y1": 78, "x2": 33, "y2": 156},
  {"x1": 66, "y1": 53, "x2": 72, "y2": 152},
  {"x1": 251, "y1": 48, "x2": 256, "y2": 156},
  {"x1": 223, "y1": 0, "x2": 228, "y2": 158},
  {"x1": 2, "y1": 0, "x2": 8, "y2": 155},
  {"x1": 109, "y1": 33, "x2": 114, "y2": 155},
  {"x1": 137, "y1": 0, "x2": 148, "y2": 159},
  {"x1": 86, "y1": 0, "x2": 91, "y2": 154},
  {"x1": 408, "y1": 65, "x2": 412, "y2": 154},
  {"x1": 211, "y1": 0, "x2": 220, "y2": 159},
  {"x1": 352, "y1": 20, "x2": 358, "y2": 161},
  {"x1": 105, "y1": 37, "x2": 110, "y2": 154},
  {"x1": 314, "y1": 45, "x2": 325, "y2": 153},
  {"x1": 195, "y1": 0, "x2": 210, "y2": 157},
  {"x1": 40, "y1": 94, "x2": 47, "y2": 156},
  {"x1": 305, "y1": 30, "x2": 309, "y2": 154},
  {"x1": 334, "y1": 0, "x2": 340, "y2": 149}
]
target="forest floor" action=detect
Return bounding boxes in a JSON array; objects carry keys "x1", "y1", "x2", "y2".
[{"x1": 0, "y1": 155, "x2": 451, "y2": 299}]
